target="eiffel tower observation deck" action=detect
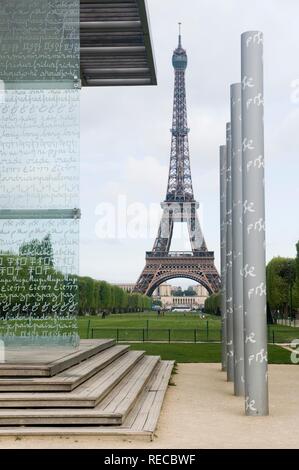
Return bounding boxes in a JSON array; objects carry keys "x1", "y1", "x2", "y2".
[{"x1": 135, "y1": 26, "x2": 220, "y2": 296}]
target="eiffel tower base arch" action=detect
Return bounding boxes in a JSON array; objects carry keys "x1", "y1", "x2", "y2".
[{"x1": 135, "y1": 252, "x2": 220, "y2": 296}]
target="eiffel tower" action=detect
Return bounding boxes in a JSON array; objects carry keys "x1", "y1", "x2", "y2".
[{"x1": 135, "y1": 27, "x2": 220, "y2": 296}]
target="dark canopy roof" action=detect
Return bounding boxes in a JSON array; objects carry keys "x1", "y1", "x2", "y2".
[{"x1": 80, "y1": 0, "x2": 157, "y2": 86}]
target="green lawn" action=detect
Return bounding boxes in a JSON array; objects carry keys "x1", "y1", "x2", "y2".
[
  {"x1": 78, "y1": 312, "x2": 299, "y2": 344},
  {"x1": 78, "y1": 311, "x2": 219, "y2": 332},
  {"x1": 0, "y1": 311, "x2": 296, "y2": 364},
  {"x1": 2, "y1": 312, "x2": 297, "y2": 347},
  {"x1": 79, "y1": 312, "x2": 221, "y2": 342},
  {"x1": 126, "y1": 343, "x2": 296, "y2": 364},
  {"x1": 128, "y1": 343, "x2": 221, "y2": 362},
  {"x1": 78, "y1": 311, "x2": 298, "y2": 332}
]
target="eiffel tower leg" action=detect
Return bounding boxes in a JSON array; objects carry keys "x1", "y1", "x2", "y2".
[
  {"x1": 135, "y1": 209, "x2": 174, "y2": 294},
  {"x1": 153, "y1": 207, "x2": 174, "y2": 252},
  {"x1": 187, "y1": 206, "x2": 206, "y2": 251}
]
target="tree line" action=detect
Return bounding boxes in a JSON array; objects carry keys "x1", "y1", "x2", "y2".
[
  {"x1": 266, "y1": 241, "x2": 299, "y2": 319},
  {"x1": 205, "y1": 241, "x2": 299, "y2": 320},
  {"x1": 0, "y1": 234, "x2": 152, "y2": 317},
  {"x1": 78, "y1": 277, "x2": 151, "y2": 315}
]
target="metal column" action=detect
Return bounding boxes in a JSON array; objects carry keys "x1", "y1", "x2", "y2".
[
  {"x1": 230, "y1": 83, "x2": 245, "y2": 396},
  {"x1": 241, "y1": 31, "x2": 269, "y2": 415},
  {"x1": 225, "y1": 122, "x2": 234, "y2": 382},
  {"x1": 220, "y1": 145, "x2": 227, "y2": 372}
]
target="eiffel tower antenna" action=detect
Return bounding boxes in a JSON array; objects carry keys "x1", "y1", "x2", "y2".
[
  {"x1": 135, "y1": 30, "x2": 220, "y2": 296},
  {"x1": 178, "y1": 22, "x2": 182, "y2": 47}
]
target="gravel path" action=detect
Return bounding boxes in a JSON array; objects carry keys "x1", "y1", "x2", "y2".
[{"x1": 0, "y1": 363, "x2": 298, "y2": 449}]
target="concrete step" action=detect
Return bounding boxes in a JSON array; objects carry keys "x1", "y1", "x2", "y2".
[
  {"x1": 0, "y1": 350, "x2": 145, "y2": 408},
  {"x1": 0, "y1": 355, "x2": 160, "y2": 425},
  {"x1": 0, "y1": 345, "x2": 130, "y2": 392},
  {"x1": 0, "y1": 339, "x2": 115, "y2": 377},
  {"x1": 0, "y1": 360, "x2": 174, "y2": 439}
]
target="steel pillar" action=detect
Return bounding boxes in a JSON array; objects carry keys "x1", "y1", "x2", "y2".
[
  {"x1": 230, "y1": 83, "x2": 245, "y2": 396},
  {"x1": 220, "y1": 145, "x2": 227, "y2": 372},
  {"x1": 225, "y1": 122, "x2": 234, "y2": 382},
  {"x1": 241, "y1": 31, "x2": 269, "y2": 415}
]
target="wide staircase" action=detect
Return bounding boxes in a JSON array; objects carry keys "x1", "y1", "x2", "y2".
[{"x1": 0, "y1": 340, "x2": 174, "y2": 439}]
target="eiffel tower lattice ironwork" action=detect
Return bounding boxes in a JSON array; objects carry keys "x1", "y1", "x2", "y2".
[{"x1": 135, "y1": 28, "x2": 220, "y2": 296}]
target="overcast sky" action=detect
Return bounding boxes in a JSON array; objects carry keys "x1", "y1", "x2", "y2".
[{"x1": 80, "y1": 0, "x2": 299, "y2": 287}]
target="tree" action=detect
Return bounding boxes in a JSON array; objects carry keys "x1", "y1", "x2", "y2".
[
  {"x1": 293, "y1": 241, "x2": 299, "y2": 311},
  {"x1": 266, "y1": 257, "x2": 296, "y2": 318},
  {"x1": 0, "y1": 250, "x2": 66, "y2": 318},
  {"x1": 172, "y1": 287, "x2": 196, "y2": 296},
  {"x1": 19, "y1": 234, "x2": 54, "y2": 267},
  {"x1": 296, "y1": 242, "x2": 299, "y2": 278},
  {"x1": 1, "y1": 238, "x2": 153, "y2": 320},
  {"x1": 40, "y1": 234, "x2": 54, "y2": 266},
  {"x1": 184, "y1": 289, "x2": 196, "y2": 297},
  {"x1": 278, "y1": 259, "x2": 296, "y2": 318},
  {"x1": 204, "y1": 293, "x2": 221, "y2": 315},
  {"x1": 98, "y1": 281, "x2": 111, "y2": 311}
]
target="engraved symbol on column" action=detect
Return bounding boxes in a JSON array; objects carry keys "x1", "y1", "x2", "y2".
[
  {"x1": 255, "y1": 282, "x2": 266, "y2": 297},
  {"x1": 242, "y1": 264, "x2": 256, "y2": 278},
  {"x1": 247, "y1": 155, "x2": 264, "y2": 172},
  {"x1": 248, "y1": 288, "x2": 255, "y2": 300},
  {"x1": 256, "y1": 348, "x2": 267, "y2": 363},
  {"x1": 242, "y1": 76, "x2": 254, "y2": 89},
  {"x1": 243, "y1": 200, "x2": 255, "y2": 214},
  {"x1": 253, "y1": 32, "x2": 263, "y2": 44},
  {"x1": 245, "y1": 332, "x2": 256, "y2": 344},
  {"x1": 246, "y1": 93, "x2": 264, "y2": 109},
  {"x1": 254, "y1": 218, "x2": 265, "y2": 231},
  {"x1": 245, "y1": 396, "x2": 257, "y2": 412},
  {"x1": 247, "y1": 218, "x2": 265, "y2": 234}
]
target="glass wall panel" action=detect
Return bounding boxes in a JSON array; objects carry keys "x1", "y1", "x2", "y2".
[
  {"x1": 0, "y1": 0, "x2": 80, "y2": 83},
  {"x1": 0, "y1": 1, "x2": 80, "y2": 348},
  {"x1": 0, "y1": 219, "x2": 79, "y2": 346},
  {"x1": 0, "y1": 90, "x2": 80, "y2": 210}
]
